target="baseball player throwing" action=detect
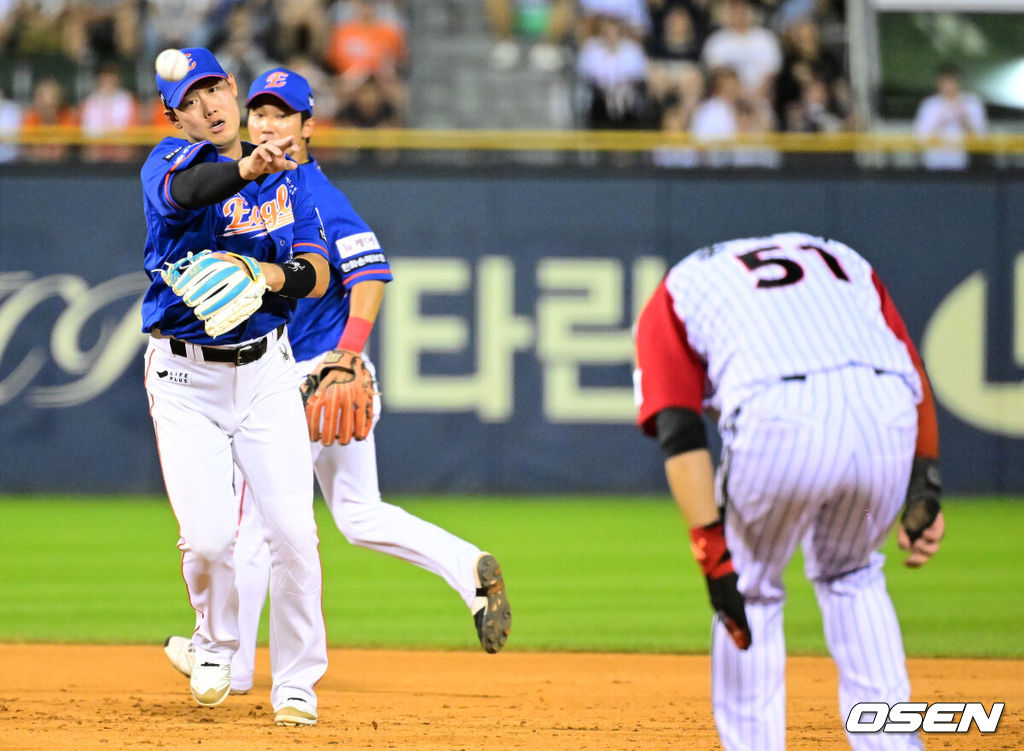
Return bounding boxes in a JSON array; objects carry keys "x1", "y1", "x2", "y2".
[
  {"x1": 634, "y1": 232, "x2": 944, "y2": 750},
  {"x1": 163, "y1": 67, "x2": 511, "y2": 695},
  {"x1": 142, "y1": 48, "x2": 331, "y2": 726}
]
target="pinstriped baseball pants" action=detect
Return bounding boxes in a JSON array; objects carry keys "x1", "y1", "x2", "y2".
[{"x1": 712, "y1": 366, "x2": 922, "y2": 751}]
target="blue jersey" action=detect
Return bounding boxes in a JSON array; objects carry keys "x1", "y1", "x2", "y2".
[
  {"x1": 288, "y1": 159, "x2": 393, "y2": 362},
  {"x1": 140, "y1": 137, "x2": 329, "y2": 344}
]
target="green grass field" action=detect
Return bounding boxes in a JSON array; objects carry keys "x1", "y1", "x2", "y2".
[{"x1": 0, "y1": 495, "x2": 1020, "y2": 658}]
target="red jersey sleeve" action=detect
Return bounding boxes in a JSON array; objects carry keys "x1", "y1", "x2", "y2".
[
  {"x1": 872, "y1": 271, "x2": 939, "y2": 459},
  {"x1": 634, "y1": 279, "x2": 707, "y2": 436}
]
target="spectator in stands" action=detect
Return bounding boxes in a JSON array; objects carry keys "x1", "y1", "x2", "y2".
[
  {"x1": 486, "y1": 0, "x2": 574, "y2": 71},
  {"x1": 647, "y1": 0, "x2": 711, "y2": 37},
  {"x1": 774, "y1": 18, "x2": 848, "y2": 130},
  {"x1": 2, "y1": 1, "x2": 82, "y2": 92},
  {"x1": 79, "y1": 61, "x2": 137, "y2": 161},
  {"x1": 577, "y1": 0, "x2": 650, "y2": 42},
  {"x1": 0, "y1": 84, "x2": 21, "y2": 163},
  {"x1": 784, "y1": 74, "x2": 846, "y2": 132},
  {"x1": 269, "y1": 0, "x2": 329, "y2": 63},
  {"x1": 337, "y1": 73, "x2": 400, "y2": 127},
  {"x1": 325, "y1": 0, "x2": 406, "y2": 82},
  {"x1": 22, "y1": 75, "x2": 75, "y2": 161},
  {"x1": 71, "y1": 0, "x2": 140, "y2": 67},
  {"x1": 577, "y1": 14, "x2": 653, "y2": 129},
  {"x1": 335, "y1": 71, "x2": 402, "y2": 166},
  {"x1": 646, "y1": 3, "x2": 705, "y2": 131},
  {"x1": 647, "y1": 2, "x2": 703, "y2": 62},
  {"x1": 689, "y1": 65, "x2": 741, "y2": 145},
  {"x1": 690, "y1": 65, "x2": 773, "y2": 167},
  {"x1": 701, "y1": 0, "x2": 781, "y2": 104},
  {"x1": 326, "y1": 0, "x2": 407, "y2": 119},
  {"x1": 913, "y1": 62, "x2": 987, "y2": 170}
]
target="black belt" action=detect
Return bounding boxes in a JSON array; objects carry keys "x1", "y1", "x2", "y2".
[
  {"x1": 168, "y1": 324, "x2": 284, "y2": 366},
  {"x1": 781, "y1": 368, "x2": 888, "y2": 382}
]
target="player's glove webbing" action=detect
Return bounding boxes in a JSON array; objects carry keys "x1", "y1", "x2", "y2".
[
  {"x1": 690, "y1": 520, "x2": 751, "y2": 651},
  {"x1": 901, "y1": 457, "x2": 942, "y2": 544},
  {"x1": 303, "y1": 349, "x2": 375, "y2": 446},
  {"x1": 161, "y1": 250, "x2": 269, "y2": 338}
]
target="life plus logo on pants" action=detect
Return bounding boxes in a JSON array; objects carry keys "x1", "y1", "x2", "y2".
[{"x1": 846, "y1": 702, "x2": 1004, "y2": 734}]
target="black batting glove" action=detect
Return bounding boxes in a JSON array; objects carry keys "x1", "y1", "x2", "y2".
[
  {"x1": 690, "y1": 520, "x2": 751, "y2": 651},
  {"x1": 901, "y1": 457, "x2": 942, "y2": 544}
]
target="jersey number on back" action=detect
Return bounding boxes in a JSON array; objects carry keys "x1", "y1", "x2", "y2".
[{"x1": 737, "y1": 244, "x2": 850, "y2": 289}]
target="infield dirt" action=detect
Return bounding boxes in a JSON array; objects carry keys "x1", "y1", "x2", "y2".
[{"x1": 0, "y1": 644, "x2": 1019, "y2": 750}]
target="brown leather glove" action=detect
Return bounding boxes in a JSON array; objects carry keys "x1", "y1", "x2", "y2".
[{"x1": 302, "y1": 349, "x2": 375, "y2": 445}]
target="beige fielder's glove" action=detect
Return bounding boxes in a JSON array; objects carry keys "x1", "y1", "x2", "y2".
[
  {"x1": 160, "y1": 250, "x2": 269, "y2": 338},
  {"x1": 302, "y1": 349, "x2": 375, "y2": 445}
]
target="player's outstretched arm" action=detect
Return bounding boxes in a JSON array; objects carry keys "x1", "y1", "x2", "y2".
[{"x1": 167, "y1": 137, "x2": 297, "y2": 210}]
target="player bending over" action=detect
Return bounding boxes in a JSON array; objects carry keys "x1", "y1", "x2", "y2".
[{"x1": 634, "y1": 231, "x2": 943, "y2": 751}]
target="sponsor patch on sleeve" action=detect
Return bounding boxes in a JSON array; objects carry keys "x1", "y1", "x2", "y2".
[
  {"x1": 162, "y1": 145, "x2": 186, "y2": 162},
  {"x1": 341, "y1": 252, "x2": 388, "y2": 274},
  {"x1": 335, "y1": 231, "x2": 381, "y2": 259}
]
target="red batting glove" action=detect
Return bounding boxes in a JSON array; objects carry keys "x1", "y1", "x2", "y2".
[{"x1": 690, "y1": 521, "x2": 751, "y2": 650}]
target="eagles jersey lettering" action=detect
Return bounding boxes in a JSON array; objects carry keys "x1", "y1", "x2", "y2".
[{"x1": 140, "y1": 137, "x2": 328, "y2": 345}]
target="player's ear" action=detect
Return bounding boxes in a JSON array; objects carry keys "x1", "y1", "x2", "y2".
[
  {"x1": 301, "y1": 116, "x2": 315, "y2": 141},
  {"x1": 226, "y1": 74, "x2": 239, "y2": 98},
  {"x1": 164, "y1": 107, "x2": 181, "y2": 129}
]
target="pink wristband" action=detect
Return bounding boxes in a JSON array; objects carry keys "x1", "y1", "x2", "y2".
[{"x1": 337, "y1": 315, "x2": 373, "y2": 353}]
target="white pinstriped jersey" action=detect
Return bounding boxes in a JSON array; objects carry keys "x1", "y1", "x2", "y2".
[{"x1": 657, "y1": 232, "x2": 922, "y2": 420}]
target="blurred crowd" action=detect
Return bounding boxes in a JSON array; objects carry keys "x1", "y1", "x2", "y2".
[
  {"x1": 490, "y1": 0, "x2": 856, "y2": 138},
  {"x1": 0, "y1": 0, "x2": 989, "y2": 167},
  {"x1": 0, "y1": 0, "x2": 409, "y2": 162}
]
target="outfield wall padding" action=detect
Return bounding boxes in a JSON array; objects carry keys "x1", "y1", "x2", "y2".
[{"x1": 1, "y1": 167, "x2": 1021, "y2": 493}]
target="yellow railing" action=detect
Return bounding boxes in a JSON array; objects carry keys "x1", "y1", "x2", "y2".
[{"x1": 3, "y1": 126, "x2": 1024, "y2": 154}]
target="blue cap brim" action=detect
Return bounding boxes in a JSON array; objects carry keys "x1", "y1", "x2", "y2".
[
  {"x1": 245, "y1": 89, "x2": 310, "y2": 114},
  {"x1": 161, "y1": 72, "x2": 229, "y2": 109}
]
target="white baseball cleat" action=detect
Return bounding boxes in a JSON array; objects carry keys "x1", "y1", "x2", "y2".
[
  {"x1": 163, "y1": 635, "x2": 195, "y2": 677},
  {"x1": 471, "y1": 553, "x2": 511, "y2": 654},
  {"x1": 275, "y1": 696, "x2": 317, "y2": 726},
  {"x1": 190, "y1": 660, "x2": 232, "y2": 707},
  {"x1": 164, "y1": 635, "x2": 249, "y2": 694}
]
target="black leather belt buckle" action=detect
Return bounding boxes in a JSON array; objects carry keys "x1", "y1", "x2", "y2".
[{"x1": 233, "y1": 339, "x2": 267, "y2": 365}]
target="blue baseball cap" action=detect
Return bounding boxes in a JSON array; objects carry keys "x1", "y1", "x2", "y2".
[
  {"x1": 246, "y1": 68, "x2": 315, "y2": 115},
  {"x1": 156, "y1": 47, "x2": 229, "y2": 109}
]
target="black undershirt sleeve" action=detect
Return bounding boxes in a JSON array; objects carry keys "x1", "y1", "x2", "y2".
[
  {"x1": 655, "y1": 407, "x2": 708, "y2": 459},
  {"x1": 169, "y1": 161, "x2": 252, "y2": 209},
  {"x1": 169, "y1": 142, "x2": 263, "y2": 209}
]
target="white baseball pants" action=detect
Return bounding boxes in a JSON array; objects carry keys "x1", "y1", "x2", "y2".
[
  {"x1": 229, "y1": 354, "x2": 482, "y2": 690},
  {"x1": 710, "y1": 366, "x2": 921, "y2": 751},
  {"x1": 144, "y1": 331, "x2": 327, "y2": 711}
]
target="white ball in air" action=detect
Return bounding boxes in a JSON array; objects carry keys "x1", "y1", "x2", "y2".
[{"x1": 155, "y1": 49, "x2": 190, "y2": 82}]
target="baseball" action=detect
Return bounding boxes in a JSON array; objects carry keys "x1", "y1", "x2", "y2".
[{"x1": 155, "y1": 48, "x2": 190, "y2": 81}]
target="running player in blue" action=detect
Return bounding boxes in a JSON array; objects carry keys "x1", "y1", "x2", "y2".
[
  {"x1": 141, "y1": 48, "x2": 330, "y2": 726},
  {"x1": 163, "y1": 67, "x2": 512, "y2": 697}
]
